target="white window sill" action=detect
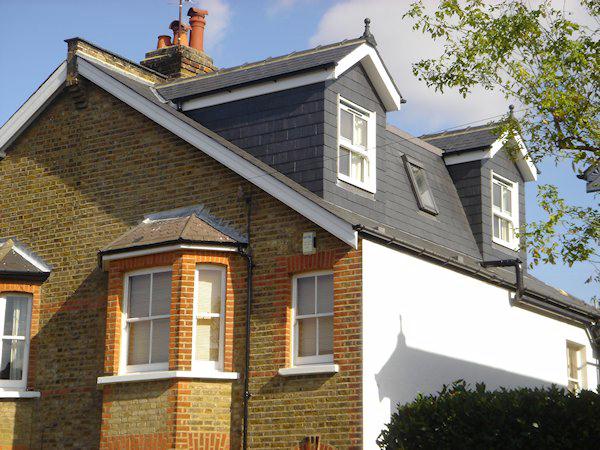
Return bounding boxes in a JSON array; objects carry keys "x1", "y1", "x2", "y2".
[
  {"x1": 97, "y1": 370, "x2": 239, "y2": 385},
  {"x1": 278, "y1": 364, "x2": 339, "y2": 377},
  {"x1": 0, "y1": 390, "x2": 41, "y2": 399},
  {"x1": 492, "y1": 236, "x2": 519, "y2": 252}
]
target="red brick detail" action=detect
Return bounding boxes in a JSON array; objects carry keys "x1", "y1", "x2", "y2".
[
  {"x1": 185, "y1": 432, "x2": 230, "y2": 449},
  {"x1": 0, "y1": 282, "x2": 42, "y2": 389},
  {"x1": 101, "y1": 432, "x2": 169, "y2": 450}
]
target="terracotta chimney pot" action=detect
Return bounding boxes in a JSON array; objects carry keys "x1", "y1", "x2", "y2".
[
  {"x1": 169, "y1": 20, "x2": 191, "y2": 46},
  {"x1": 188, "y1": 8, "x2": 208, "y2": 52},
  {"x1": 157, "y1": 35, "x2": 172, "y2": 49}
]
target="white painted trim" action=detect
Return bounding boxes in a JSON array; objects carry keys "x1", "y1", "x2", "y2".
[
  {"x1": 0, "y1": 62, "x2": 67, "y2": 153},
  {"x1": 192, "y1": 265, "x2": 227, "y2": 372},
  {"x1": 491, "y1": 170, "x2": 520, "y2": 251},
  {"x1": 102, "y1": 244, "x2": 238, "y2": 265},
  {"x1": 97, "y1": 369, "x2": 239, "y2": 385},
  {"x1": 182, "y1": 69, "x2": 335, "y2": 111},
  {"x1": 179, "y1": 43, "x2": 401, "y2": 112},
  {"x1": 11, "y1": 244, "x2": 52, "y2": 273},
  {"x1": 0, "y1": 293, "x2": 33, "y2": 391},
  {"x1": 76, "y1": 57, "x2": 358, "y2": 249},
  {"x1": 335, "y1": 44, "x2": 402, "y2": 111},
  {"x1": 0, "y1": 390, "x2": 41, "y2": 398},
  {"x1": 278, "y1": 364, "x2": 339, "y2": 376},
  {"x1": 443, "y1": 132, "x2": 537, "y2": 182}
]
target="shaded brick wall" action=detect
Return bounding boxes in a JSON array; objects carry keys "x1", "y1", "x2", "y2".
[{"x1": 0, "y1": 79, "x2": 361, "y2": 448}]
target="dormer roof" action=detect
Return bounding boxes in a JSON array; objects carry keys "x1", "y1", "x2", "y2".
[
  {"x1": 0, "y1": 238, "x2": 51, "y2": 282},
  {"x1": 423, "y1": 123, "x2": 538, "y2": 182},
  {"x1": 156, "y1": 38, "x2": 404, "y2": 112}
]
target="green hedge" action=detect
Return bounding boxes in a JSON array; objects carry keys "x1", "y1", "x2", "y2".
[{"x1": 377, "y1": 380, "x2": 600, "y2": 449}]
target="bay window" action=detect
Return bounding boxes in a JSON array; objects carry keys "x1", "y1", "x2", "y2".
[
  {"x1": 193, "y1": 265, "x2": 226, "y2": 370},
  {"x1": 122, "y1": 268, "x2": 172, "y2": 373},
  {"x1": 0, "y1": 293, "x2": 32, "y2": 390},
  {"x1": 492, "y1": 173, "x2": 519, "y2": 249},
  {"x1": 566, "y1": 342, "x2": 587, "y2": 393},
  {"x1": 293, "y1": 272, "x2": 334, "y2": 365},
  {"x1": 338, "y1": 97, "x2": 376, "y2": 192}
]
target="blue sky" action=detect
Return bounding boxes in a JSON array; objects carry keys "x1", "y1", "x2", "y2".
[{"x1": 1, "y1": 0, "x2": 597, "y2": 300}]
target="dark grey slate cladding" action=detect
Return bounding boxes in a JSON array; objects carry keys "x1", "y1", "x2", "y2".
[
  {"x1": 185, "y1": 83, "x2": 327, "y2": 194},
  {"x1": 323, "y1": 64, "x2": 482, "y2": 258},
  {"x1": 448, "y1": 150, "x2": 528, "y2": 266},
  {"x1": 482, "y1": 149, "x2": 528, "y2": 266}
]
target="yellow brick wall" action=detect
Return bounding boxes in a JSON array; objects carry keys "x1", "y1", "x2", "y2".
[
  {"x1": 0, "y1": 79, "x2": 362, "y2": 449},
  {"x1": 0, "y1": 400, "x2": 35, "y2": 449}
]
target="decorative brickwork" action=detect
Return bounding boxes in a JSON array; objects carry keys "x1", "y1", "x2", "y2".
[
  {"x1": 141, "y1": 45, "x2": 216, "y2": 79},
  {"x1": 0, "y1": 78, "x2": 362, "y2": 448}
]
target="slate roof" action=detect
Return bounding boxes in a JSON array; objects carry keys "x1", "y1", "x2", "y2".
[
  {"x1": 78, "y1": 54, "x2": 599, "y2": 321},
  {"x1": 0, "y1": 238, "x2": 51, "y2": 280},
  {"x1": 421, "y1": 123, "x2": 501, "y2": 154},
  {"x1": 156, "y1": 39, "x2": 365, "y2": 101},
  {"x1": 101, "y1": 205, "x2": 246, "y2": 255}
]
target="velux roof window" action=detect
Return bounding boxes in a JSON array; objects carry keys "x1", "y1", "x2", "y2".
[{"x1": 403, "y1": 155, "x2": 438, "y2": 215}]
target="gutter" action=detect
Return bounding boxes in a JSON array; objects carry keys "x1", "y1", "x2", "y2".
[
  {"x1": 354, "y1": 224, "x2": 600, "y2": 324},
  {"x1": 0, "y1": 271, "x2": 50, "y2": 283}
]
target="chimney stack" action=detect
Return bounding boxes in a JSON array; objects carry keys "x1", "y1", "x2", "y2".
[
  {"x1": 188, "y1": 8, "x2": 208, "y2": 52},
  {"x1": 140, "y1": 9, "x2": 216, "y2": 79}
]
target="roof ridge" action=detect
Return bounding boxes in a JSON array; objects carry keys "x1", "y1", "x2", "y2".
[
  {"x1": 156, "y1": 37, "x2": 365, "y2": 89},
  {"x1": 421, "y1": 121, "x2": 502, "y2": 140}
]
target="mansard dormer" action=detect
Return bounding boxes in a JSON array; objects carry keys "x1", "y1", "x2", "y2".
[{"x1": 423, "y1": 124, "x2": 538, "y2": 264}]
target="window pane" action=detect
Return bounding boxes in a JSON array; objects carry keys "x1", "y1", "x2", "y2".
[
  {"x1": 151, "y1": 271, "x2": 172, "y2": 316},
  {"x1": 351, "y1": 152, "x2": 365, "y2": 182},
  {"x1": 493, "y1": 215, "x2": 501, "y2": 239},
  {"x1": 338, "y1": 147, "x2": 350, "y2": 177},
  {"x1": 297, "y1": 277, "x2": 315, "y2": 316},
  {"x1": 502, "y1": 186, "x2": 512, "y2": 214},
  {"x1": 316, "y1": 274, "x2": 334, "y2": 314},
  {"x1": 340, "y1": 109, "x2": 353, "y2": 140},
  {"x1": 129, "y1": 274, "x2": 151, "y2": 318},
  {"x1": 567, "y1": 348, "x2": 579, "y2": 379},
  {"x1": 354, "y1": 116, "x2": 367, "y2": 148},
  {"x1": 493, "y1": 181, "x2": 502, "y2": 209},
  {"x1": 0, "y1": 339, "x2": 25, "y2": 380},
  {"x1": 298, "y1": 318, "x2": 317, "y2": 357},
  {"x1": 318, "y1": 316, "x2": 334, "y2": 355},
  {"x1": 195, "y1": 317, "x2": 220, "y2": 362},
  {"x1": 150, "y1": 318, "x2": 169, "y2": 364},
  {"x1": 411, "y1": 165, "x2": 435, "y2": 210},
  {"x1": 3, "y1": 297, "x2": 28, "y2": 337},
  {"x1": 198, "y1": 270, "x2": 222, "y2": 314},
  {"x1": 128, "y1": 321, "x2": 150, "y2": 365}
]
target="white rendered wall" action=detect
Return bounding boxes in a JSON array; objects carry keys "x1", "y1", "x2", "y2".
[{"x1": 362, "y1": 239, "x2": 598, "y2": 449}]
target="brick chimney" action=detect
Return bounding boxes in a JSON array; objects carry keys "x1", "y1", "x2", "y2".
[{"x1": 140, "y1": 8, "x2": 216, "y2": 79}]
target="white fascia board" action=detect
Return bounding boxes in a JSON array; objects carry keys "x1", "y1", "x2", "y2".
[
  {"x1": 489, "y1": 133, "x2": 537, "y2": 182},
  {"x1": 335, "y1": 44, "x2": 402, "y2": 111},
  {"x1": 101, "y1": 243, "x2": 238, "y2": 265},
  {"x1": 12, "y1": 244, "x2": 52, "y2": 273},
  {"x1": 77, "y1": 58, "x2": 357, "y2": 249},
  {"x1": 0, "y1": 62, "x2": 67, "y2": 154},
  {"x1": 443, "y1": 149, "x2": 491, "y2": 165},
  {"x1": 0, "y1": 390, "x2": 41, "y2": 399},
  {"x1": 182, "y1": 69, "x2": 335, "y2": 111}
]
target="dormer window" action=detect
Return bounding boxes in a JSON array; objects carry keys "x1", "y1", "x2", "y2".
[
  {"x1": 337, "y1": 97, "x2": 376, "y2": 192},
  {"x1": 403, "y1": 155, "x2": 438, "y2": 215},
  {"x1": 492, "y1": 172, "x2": 519, "y2": 249}
]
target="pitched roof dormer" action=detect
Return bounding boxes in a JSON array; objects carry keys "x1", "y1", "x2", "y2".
[{"x1": 0, "y1": 238, "x2": 52, "y2": 282}]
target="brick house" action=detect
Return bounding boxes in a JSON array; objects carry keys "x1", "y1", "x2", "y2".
[{"x1": 0, "y1": 10, "x2": 598, "y2": 449}]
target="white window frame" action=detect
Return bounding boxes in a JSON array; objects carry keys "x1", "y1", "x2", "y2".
[
  {"x1": 566, "y1": 341, "x2": 587, "y2": 393},
  {"x1": 491, "y1": 171, "x2": 520, "y2": 250},
  {"x1": 337, "y1": 95, "x2": 377, "y2": 193},
  {"x1": 292, "y1": 270, "x2": 334, "y2": 366},
  {"x1": 120, "y1": 267, "x2": 172, "y2": 374},
  {"x1": 0, "y1": 293, "x2": 32, "y2": 391},
  {"x1": 192, "y1": 265, "x2": 227, "y2": 372}
]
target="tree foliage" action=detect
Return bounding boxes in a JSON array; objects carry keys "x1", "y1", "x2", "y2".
[
  {"x1": 377, "y1": 380, "x2": 600, "y2": 449},
  {"x1": 404, "y1": 0, "x2": 599, "y2": 296}
]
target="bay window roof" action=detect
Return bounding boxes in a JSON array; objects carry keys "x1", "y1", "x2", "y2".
[{"x1": 0, "y1": 238, "x2": 51, "y2": 282}]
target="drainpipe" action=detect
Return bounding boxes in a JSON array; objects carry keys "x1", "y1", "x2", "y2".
[
  {"x1": 480, "y1": 259, "x2": 523, "y2": 303},
  {"x1": 238, "y1": 193, "x2": 253, "y2": 450}
]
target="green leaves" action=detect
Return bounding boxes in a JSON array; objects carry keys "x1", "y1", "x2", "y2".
[
  {"x1": 377, "y1": 381, "x2": 600, "y2": 449},
  {"x1": 406, "y1": 0, "x2": 599, "y2": 300}
]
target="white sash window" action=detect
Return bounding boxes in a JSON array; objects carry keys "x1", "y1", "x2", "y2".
[
  {"x1": 0, "y1": 293, "x2": 32, "y2": 390},
  {"x1": 492, "y1": 172, "x2": 519, "y2": 249}
]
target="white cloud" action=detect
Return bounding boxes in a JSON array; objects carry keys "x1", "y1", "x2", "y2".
[
  {"x1": 196, "y1": 0, "x2": 231, "y2": 50},
  {"x1": 310, "y1": 0, "x2": 594, "y2": 135},
  {"x1": 267, "y1": 0, "x2": 298, "y2": 16}
]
